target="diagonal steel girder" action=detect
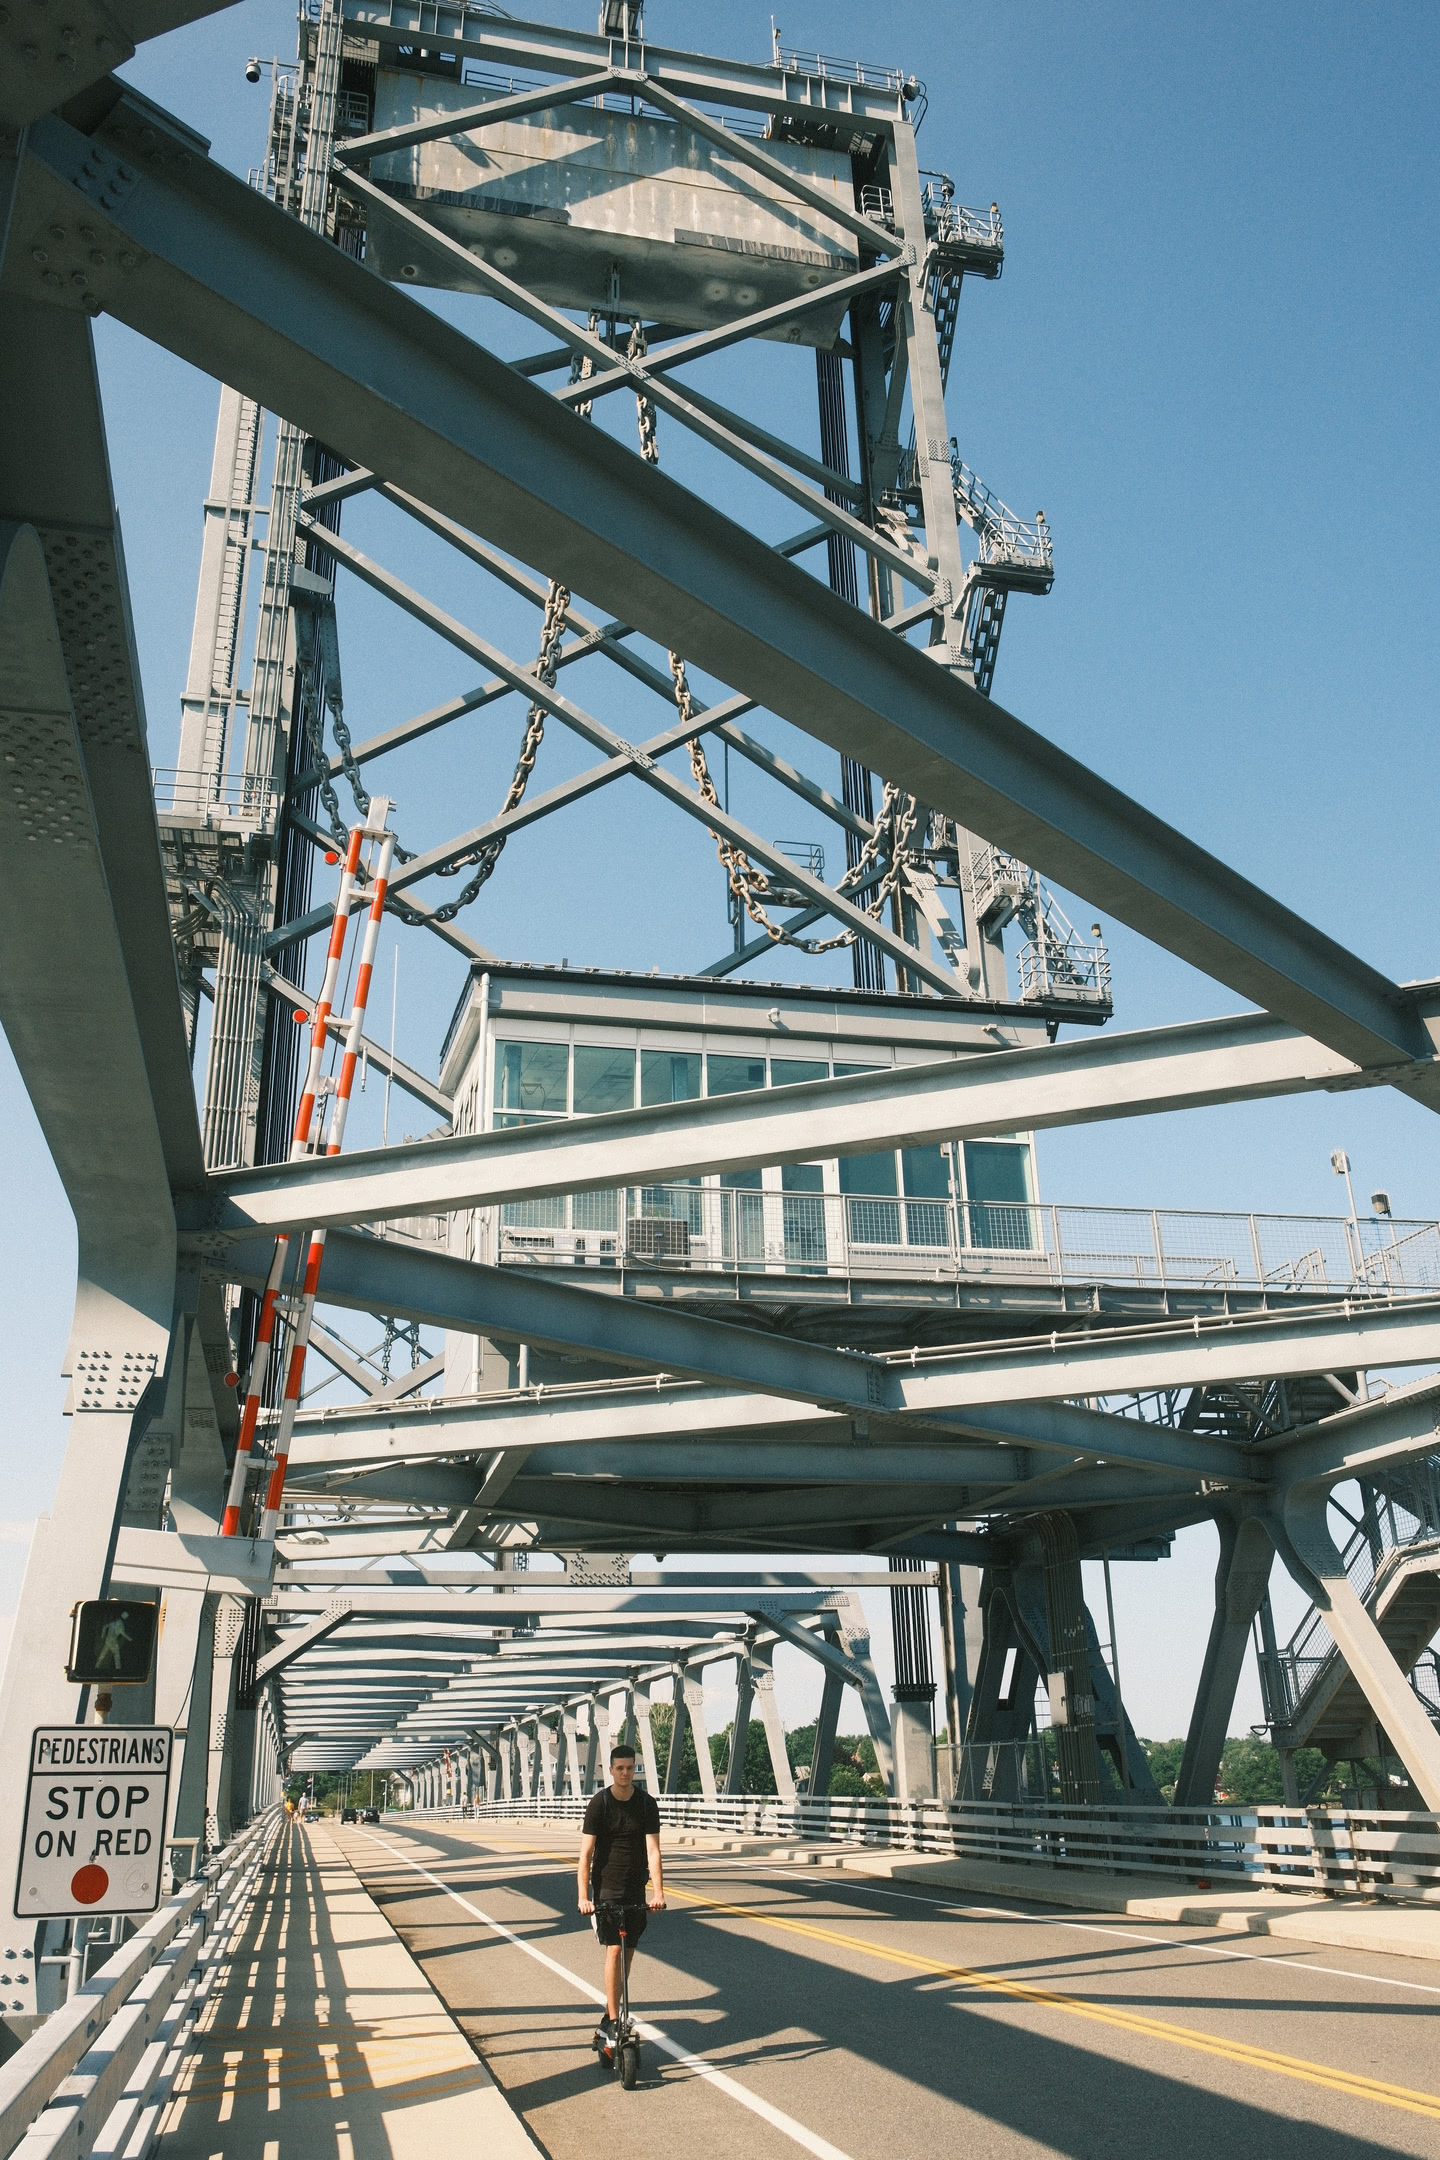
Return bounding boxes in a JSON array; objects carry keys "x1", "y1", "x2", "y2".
[
  {"x1": 194, "y1": 1011, "x2": 1384, "y2": 1236},
  {"x1": 284, "y1": 1382, "x2": 1252, "y2": 1486},
  {"x1": 215, "y1": 1227, "x2": 1440, "y2": 1452},
  {"x1": 10, "y1": 90, "x2": 1437, "y2": 1086}
]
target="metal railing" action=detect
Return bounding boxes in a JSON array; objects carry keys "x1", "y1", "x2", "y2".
[
  {"x1": 773, "y1": 43, "x2": 907, "y2": 92},
  {"x1": 921, "y1": 185, "x2": 1003, "y2": 259},
  {"x1": 151, "y1": 769, "x2": 277, "y2": 827},
  {"x1": 950, "y1": 456, "x2": 1052, "y2": 573},
  {"x1": 0, "y1": 1811, "x2": 274, "y2": 2160},
  {"x1": 1017, "y1": 935, "x2": 1112, "y2": 1005},
  {"x1": 487, "y1": 1190, "x2": 1440, "y2": 1298},
  {"x1": 446, "y1": 1791, "x2": 1440, "y2": 1899}
]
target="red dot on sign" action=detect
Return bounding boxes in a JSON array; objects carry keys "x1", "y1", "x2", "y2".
[
  {"x1": 325, "y1": 851, "x2": 339, "y2": 864},
  {"x1": 71, "y1": 1866, "x2": 108, "y2": 1906},
  {"x1": 224, "y1": 1372, "x2": 240, "y2": 1388},
  {"x1": 293, "y1": 1010, "x2": 307, "y2": 1024}
]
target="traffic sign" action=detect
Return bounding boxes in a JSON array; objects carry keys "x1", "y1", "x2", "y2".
[{"x1": 14, "y1": 1729, "x2": 172, "y2": 1918}]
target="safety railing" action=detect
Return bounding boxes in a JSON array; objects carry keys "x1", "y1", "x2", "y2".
[
  {"x1": 486, "y1": 1190, "x2": 1440, "y2": 1298},
  {"x1": 0, "y1": 1810, "x2": 275, "y2": 2160},
  {"x1": 950, "y1": 456, "x2": 1052, "y2": 574},
  {"x1": 448, "y1": 1791, "x2": 1440, "y2": 1900},
  {"x1": 923, "y1": 188, "x2": 1004, "y2": 257},
  {"x1": 1017, "y1": 936, "x2": 1112, "y2": 1006},
  {"x1": 151, "y1": 769, "x2": 277, "y2": 828},
  {"x1": 773, "y1": 43, "x2": 907, "y2": 92}
]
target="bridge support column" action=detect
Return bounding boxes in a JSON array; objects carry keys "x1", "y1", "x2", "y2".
[
  {"x1": 810, "y1": 1669, "x2": 844, "y2": 1798},
  {"x1": 962, "y1": 1569, "x2": 1044, "y2": 1801},
  {"x1": 561, "y1": 1708, "x2": 584, "y2": 1798},
  {"x1": 1038, "y1": 1513, "x2": 1102, "y2": 1806},
  {"x1": 663, "y1": 1669, "x2": 689, "y2": 1793},
  {"x1": 685, "y1": 1670, "x2": 717, "y2": 1802},
  {"x1": 1277, "y1": 1485, "x2": 1440, "y2": 1810},
  {"x1": 749, "y1": 1646, "x2": 795, "y2": 1803},
  {"x1": 515, "y1": 1726, "x2": 535, "y2": 1800},
  {"x1": 537, "y1": 1719, "x2": 557, "y2": 1804},
  {"x1": 206, "y1": 1595, "x2": 248, "y2": 1843},
  {"x1": 724, "y1": 1655, "x2": 754, "y2": 1796},
  {"x1": 1176, "y1": 1514, "x2": 1276, "y2": 1807},
  {"x1": 937, "y1": 1557, "x2": 980, "y2": 1777},
  {"x1": 635, "y1": 1685, "x2": 661, "y2": 1793},
  {"x1": 582, "y1": 1698, "x2": 602, "y2": 1791}
]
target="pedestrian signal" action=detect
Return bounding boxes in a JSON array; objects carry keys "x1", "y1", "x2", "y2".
[{"x1": 66, "y1": 1602, "x2": 159, "y2": 1687}]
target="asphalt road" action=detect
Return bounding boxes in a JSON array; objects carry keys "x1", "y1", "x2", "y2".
[{"x1": 336, "y1": 1818, "x2": 1440, "y2": 2160}]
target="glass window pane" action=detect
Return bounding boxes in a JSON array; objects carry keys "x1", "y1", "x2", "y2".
[
  {"x1": 963, "y1": 1142, "x2": 1032, "y2": 1204},
  {"x1": 641, "y1": 1051, "x2": 701, "y2": 1106},
  {"x1": 707, "y1": 1054, "x2": 766, "y2": 1096},
  {"x1": 963, "y1": 1141, "x2": 1035, "y2": 1251},
  {"x1": 770, "y1": 1058, "x2": 828, "y2": 1086},
  {"x1": 721, "y1": 1168, "x2": 763, "y2": 1190},
  {"x1": 902, "y1": 1146, "x2": 952, "y2": 1198},
  {"x1": 493, "y1": 1040, "x2": 568, "y2": 1115},
  {"x1": 838, "y1": 1152, "x2": 898, "y2": 1197},
  {"x1": 833, "y1": 1062, "x2": 883, "y2": 1077},
  {"x1": 501, "y1": 1198, "x2": 566, "y2": 1230},
  {"x1": 781, "y1": 1164, "x2": 824, "y2": 1192},
  {"x1": 573, "y1": 1189, "x2": 619, "y2": 1231},
  {"x1": 573, "y1": 1045, "x2": 636, "y2": 1114}
]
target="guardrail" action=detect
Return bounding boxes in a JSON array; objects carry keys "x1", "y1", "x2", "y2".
[
  {"x1": 486, "y1": 1190, "x2": 1440, "y2": 1299},
  {"x1": 150, "y1": 770, "x2": 277, "y2": 827},
  {"x1": 0, "y1": 1811, "x2": 275, "y2": 2160},
  {"x1": 428, "y1": 1792, "x2": 1440, "y2": 1901}
]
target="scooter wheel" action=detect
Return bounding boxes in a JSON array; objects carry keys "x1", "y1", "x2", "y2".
[{"x1": 621, "y1": 2040, "x2": 640, "y2": 2090}]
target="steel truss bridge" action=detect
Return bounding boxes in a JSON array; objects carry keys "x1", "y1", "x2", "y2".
[{"x1": 1, "y1": 0, "x2": 1439, "y2": 2021}]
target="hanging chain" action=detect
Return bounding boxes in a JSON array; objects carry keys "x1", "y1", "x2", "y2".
[
  {"x1": 311, "y1": 323, "x2": 604, "y2": 928},
  {"x1": 627, "y1": 321, "x2": 917, "y2": 954}
]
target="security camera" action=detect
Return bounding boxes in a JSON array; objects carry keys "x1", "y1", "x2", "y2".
[{"x1": 245, "y1": 57, "x2": 262, "y2": 83}]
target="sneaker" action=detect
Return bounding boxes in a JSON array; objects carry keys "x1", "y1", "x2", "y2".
[{"x1": 592, "y1": 2017, "x2": 615, "y2": 2053}]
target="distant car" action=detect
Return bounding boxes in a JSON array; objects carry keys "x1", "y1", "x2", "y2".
[
  {"x1": 341, "y1": 1806, "x2": 358, "y2": 1824},
  {"x1": 361, "y1": 1807, "x2": 381, "y2": 1824}
]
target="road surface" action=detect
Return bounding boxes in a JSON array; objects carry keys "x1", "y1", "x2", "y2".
[{"x1": 336, "y1": 1817, "x2": 1440, "y2": 2160}]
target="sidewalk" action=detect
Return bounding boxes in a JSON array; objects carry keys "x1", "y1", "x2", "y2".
[
  {"x1": 155, "y1": 1816, "x2": 534, "y2": 2159},
  {"x1": 456, "y1": 1813, "x2": 1440, "y2": 1968}
]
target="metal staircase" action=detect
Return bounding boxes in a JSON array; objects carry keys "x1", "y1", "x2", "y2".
[{"x1": 1261, "y1": 1457, "x2": 1440, "y2": 1756}]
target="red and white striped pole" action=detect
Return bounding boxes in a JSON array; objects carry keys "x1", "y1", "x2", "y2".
[
  {"x1": 259, "y1": 805, "x2": 396, "y2": 1542},
  {"x1": 219, "y1": 1237, "x2": 288, "y2": 1537}
]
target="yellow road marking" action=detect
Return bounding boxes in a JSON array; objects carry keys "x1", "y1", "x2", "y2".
[{"x1": 664, "y1": 1883, "x2": 1440, "y2": 2123}]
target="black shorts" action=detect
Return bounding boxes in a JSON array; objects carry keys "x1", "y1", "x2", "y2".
[{"x1": 592, "y1": 1902, "x2": 647, "y2": 1948}]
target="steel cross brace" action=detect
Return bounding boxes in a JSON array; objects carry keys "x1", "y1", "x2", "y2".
[{"x1": 293, "y1": 514, "x2": 953, "y2": 989}]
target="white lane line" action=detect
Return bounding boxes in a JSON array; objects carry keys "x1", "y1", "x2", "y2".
[
  {"x1": 358, "y1": 1829, "x2": 857, "y2": 2160},
  {"x1": 688, "y1": 1856, "x2": 1440, "y2": 1999}
]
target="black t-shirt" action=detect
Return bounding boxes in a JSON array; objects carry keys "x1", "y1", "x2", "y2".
[{"x1": 583, "y1": 1785, "x2": 660, "y2": 1904}]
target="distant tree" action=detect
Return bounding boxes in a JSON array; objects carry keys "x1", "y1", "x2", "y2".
[{"x1": 1139, "y1": 1738, "x2": 1186, "y2": 1800}]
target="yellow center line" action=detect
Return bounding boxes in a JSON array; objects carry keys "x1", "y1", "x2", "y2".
[{"x1": 664, "y1": 1883, "x2": 1440, "y2": 2124}]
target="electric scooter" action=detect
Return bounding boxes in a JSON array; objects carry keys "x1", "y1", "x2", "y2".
[{"x1": 593, "y1": 1903, "x2": 642, "y2": 2089}]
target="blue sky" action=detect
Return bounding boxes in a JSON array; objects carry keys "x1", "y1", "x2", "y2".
[{"x1": 3, "y1": 0, "x2": 1437, "y2": 1735}]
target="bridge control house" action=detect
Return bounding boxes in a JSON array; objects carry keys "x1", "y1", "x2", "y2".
[{"x1": 438, "y1": 963, "x2": 1043, "y2": 1389}]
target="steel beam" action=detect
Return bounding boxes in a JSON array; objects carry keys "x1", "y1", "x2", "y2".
[
  {"x1": 13, "y1": 94, "x2": 1436, "y2": 1081},
  {"x1": 197, "y1": 1012, "x2": 1372, "y2": 1236}
]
